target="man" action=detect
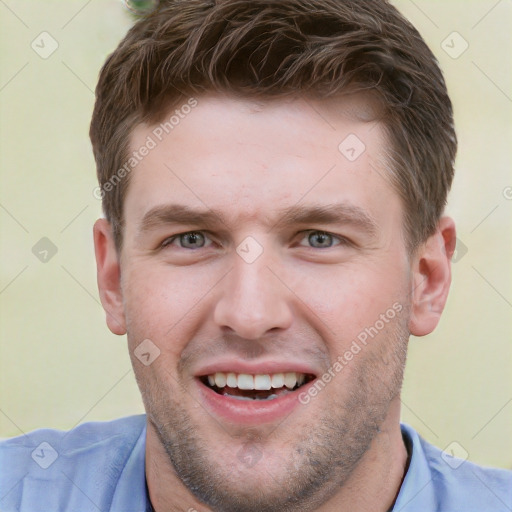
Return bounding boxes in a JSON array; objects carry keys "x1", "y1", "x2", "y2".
[{"x1": 1, "y1": 0, "x2": 511, "y2": 511}]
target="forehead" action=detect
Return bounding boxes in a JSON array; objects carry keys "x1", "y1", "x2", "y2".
[{"x1": 123, "y1": 93, "x2": 399, "y2": 230}]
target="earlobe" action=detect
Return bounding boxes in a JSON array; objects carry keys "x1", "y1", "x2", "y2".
[
  {"x1": 93, "y1": 219, "x2": 127, "y2": 335},
  {"x1": 409, "y1": 216, "x2": 456, "y2": 337}
]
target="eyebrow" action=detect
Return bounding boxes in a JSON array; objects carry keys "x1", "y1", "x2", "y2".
[
  {"x1": 138, "y1": 202, "x2": 378, "y2": 237},
  {"x1": 275, "y1": 203, "x2": 378, "y2": 236},
  {"x1": 139, "y1": 204, "x2": 226, "y2": 234}
]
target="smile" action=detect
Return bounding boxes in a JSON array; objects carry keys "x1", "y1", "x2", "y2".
[
  {"x1": 202, "y1": 372, "x2": 315, "y2": 401},
  {"x1": 196, "y1": 367, "x2": 318, "y2": 425}
]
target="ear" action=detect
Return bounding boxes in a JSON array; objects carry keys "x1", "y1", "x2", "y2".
[
  {"x1": 409, "y1": 216, "x2": 456, "y2": 337},
  {"x1": 93, "y1": 219, "x2": 126, "y2": 335}
]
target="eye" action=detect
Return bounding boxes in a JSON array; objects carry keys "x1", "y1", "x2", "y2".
[
  {"x1": 299, "y1": 230, "x2": 344, "y2": 249},
  {"x1": 162, "y1": 231, "x2": 212, "y2": 250}
]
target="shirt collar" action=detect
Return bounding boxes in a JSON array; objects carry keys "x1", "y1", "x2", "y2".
[
  {"x1": 129, "y1": 421, "x2": 436, "y2": 512},
  {"x1": 392, "y1": 423, "x2": 437, "y2": 511},
  {"x1": 110, "y1": 420, "x2": 149, "y2": 511}
]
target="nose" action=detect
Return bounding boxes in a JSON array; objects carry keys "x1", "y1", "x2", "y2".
[{"x1": 213, "y1": 251, "x2": 293, "y2": 339}]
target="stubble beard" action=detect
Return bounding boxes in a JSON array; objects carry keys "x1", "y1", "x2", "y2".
[{"x1": 135, "y1": 319, "x2": 409, "y2": 512}]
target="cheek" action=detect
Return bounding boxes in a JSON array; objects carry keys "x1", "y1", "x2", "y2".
[
  {"x1": 122, "y1": 264, "x2": 208, "y2": 348},
  {"x1": 290, "y1": 261, "x2": 408, "y2": 342}
]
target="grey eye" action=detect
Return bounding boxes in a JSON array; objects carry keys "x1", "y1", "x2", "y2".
[
  {"x1": 179, "y1": 232, "x2": 206, "y2": 249},
  {"x1": 307, "y1": 231, "x2": 335, "y2": 248}
]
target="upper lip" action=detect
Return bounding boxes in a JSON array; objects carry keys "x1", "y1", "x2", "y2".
[{"x1": 195, "y1": 359, "x2": 320, "y2": 378}]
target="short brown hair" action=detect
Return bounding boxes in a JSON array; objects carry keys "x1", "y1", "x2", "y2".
[{"x1": 90, "y1": 0, "x2": 456, "y2": 251}]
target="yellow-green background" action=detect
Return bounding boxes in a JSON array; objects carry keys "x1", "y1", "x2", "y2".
[{"x1": 0, "y1": 1, "x2": 510, "y2": 469}]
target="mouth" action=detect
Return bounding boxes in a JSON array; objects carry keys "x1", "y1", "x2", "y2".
[
  {"x1": 195, "y1": 361, "x2": 320, "y2": 424},
  {"x1": 200, "y1": 371, "x2": 316, "y2": 401}
]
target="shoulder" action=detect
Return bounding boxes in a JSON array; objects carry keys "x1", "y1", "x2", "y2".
[
  {"x1": 420, "y1": 433, "x2": 512, "y2": 509},
  {"x1": 0, "y1": 415, "x2": 147, "y2": 512},
  {"x1": 398, "y1": 423, "x2": 512, "y2": 512}
]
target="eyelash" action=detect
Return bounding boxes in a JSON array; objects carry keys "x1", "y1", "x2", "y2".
[
  {"x1": 161, "y1": 231, "x2": 214, "y2": 249},
  {"x1": 298, "y1": 230, "x2": 348, "y2": 248},
  {"x1": 160, "y1": 230, "x2": 350, "y2": 250}
]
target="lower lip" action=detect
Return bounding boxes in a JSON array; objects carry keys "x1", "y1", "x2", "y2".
[{"x1": 196, "y1": 379, "x2": 312, "y2": 425}]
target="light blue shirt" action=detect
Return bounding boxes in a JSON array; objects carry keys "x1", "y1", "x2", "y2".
[{"x1": 1, "y1": 415, "x2": 510, "y2": 511}]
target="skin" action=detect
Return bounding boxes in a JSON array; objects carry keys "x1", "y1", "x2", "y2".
[{"x1": 94, "y1": 94, "x2": 456, "y2": 511}]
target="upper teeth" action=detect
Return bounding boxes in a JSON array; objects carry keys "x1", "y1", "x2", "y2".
[{"x1": 207, "y1": 372, "x2": 306, "y2": 390}]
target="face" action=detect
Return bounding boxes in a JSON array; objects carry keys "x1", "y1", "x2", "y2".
[{"x1": 102, "y1": 94, "x2": 417, "y2": 511}]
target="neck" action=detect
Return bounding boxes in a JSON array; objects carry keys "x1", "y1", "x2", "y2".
[
  {"x1": 315, "y1": 398, "x2": 409, "y2": 511},
  {"x1": 145, "y1": 398, "x2": 408, "y2": 512}
]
